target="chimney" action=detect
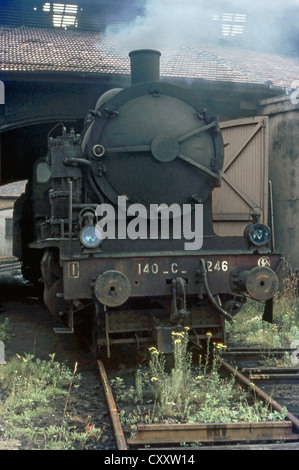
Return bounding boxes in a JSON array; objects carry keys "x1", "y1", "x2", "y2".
[{"x1": 129, "y1": 49, "x2": 161, "y2": 85}]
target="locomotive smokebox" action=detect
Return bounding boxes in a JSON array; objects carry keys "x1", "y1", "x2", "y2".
[{"x1": 129, "y1": 49, "x2": 161, "y2": 84}]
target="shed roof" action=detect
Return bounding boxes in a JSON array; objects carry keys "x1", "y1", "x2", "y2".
[{"x1": 0, "y1": 26, "x2": 298, "y2": 87}]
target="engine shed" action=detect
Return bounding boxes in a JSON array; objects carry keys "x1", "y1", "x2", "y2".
[{"x1": 0, "y1": 0, "x2": 298, "y2": 269}]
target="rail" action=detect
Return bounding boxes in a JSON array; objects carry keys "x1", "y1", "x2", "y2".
[
  {"x1": 97, "y1": 360, "x2": 128, "y2": 450},
  {"x1": 220, "y1": 358, "x2": 299, "y2": 432},
  {"x1": 221, "y1": 347, "x2": 299, "y2": 384},
  {"x1": 240, "y1": 367, "x2": 299, "y2": 384},
  {"x1": 96, "y1": 357, "x2": 299, "y2": 449},
  {"x1": 0, "y1": 257, "x2": 21, "y2": 275}
]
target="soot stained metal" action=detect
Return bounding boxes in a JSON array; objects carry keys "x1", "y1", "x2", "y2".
[{"x1": 13, "y1": 50, "x2": 282, "y2": 356}]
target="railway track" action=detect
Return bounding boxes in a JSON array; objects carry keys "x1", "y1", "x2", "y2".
[
  {"x1": 2, "y1": 286, "x2": 299, "y2": 451},
  {"x1": 221, "y1": 347, "x2": 299, "y2": 385},
  {"x1": 96, "y1": 350, "x2": 299, "y2": 451},
  {"x1": 0, "y1": 259, "x2": 21, "y2": 276}
]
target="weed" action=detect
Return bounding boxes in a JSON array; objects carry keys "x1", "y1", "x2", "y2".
[
  {"x1": 115, "y1": 330, "x2": 287, "y2": 435},
  {"x1": 0, "y1": 352, "x2": 101, "y2": 449},
  {"x1": 227, "y1": 265, "x2": 299, "y2": 352}
]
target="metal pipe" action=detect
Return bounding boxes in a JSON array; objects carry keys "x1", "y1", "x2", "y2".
[
  {"x1": 269, "y1": 181, "x2": 275, "y2": 251},
  {"x1": 200, "y1": 258, "x2": 233, "y2": 324},
  {"x1": 68, "y1": 178, "x2": 73, "y2": 240}
]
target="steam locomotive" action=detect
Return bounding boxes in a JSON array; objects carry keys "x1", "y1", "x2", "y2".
[{"x1": 13, "y1": 50, "x2": 281, "y2": 356}]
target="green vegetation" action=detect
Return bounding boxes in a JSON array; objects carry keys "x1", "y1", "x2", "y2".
[
  {"x1": 227, "y1": 269, "x2": 299, "y2": 350},
  {"x1": 0, "y1": 266, "x2": 297, "y2": 447},
  {"x1": 113, "y1": 270, "x2": 299, "y2": 435},
  {"x1": 113, "y1": 330, "x2": 287, "y2": 436},
  {"x1": 0, "y1": 318, "x2": 11, "y2": 345},
  {"x1": 0, "y1": 352, "x2": 102, "y2": 449}
]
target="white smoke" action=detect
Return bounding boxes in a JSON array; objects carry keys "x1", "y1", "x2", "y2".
[
  {"x1": 105, "y1": 0, "x2": 299, "y2": 55},
  {"x1": 106, "y1": 0, "x2": 215, "y2": 51}
]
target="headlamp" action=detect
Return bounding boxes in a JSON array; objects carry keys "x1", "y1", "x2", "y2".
[
  {"x1": 79, "y1": 224, "x2": 102, "y2": 249},
  {"x1": 244, "y1": 223, "x2": 271, "y2": 247}
]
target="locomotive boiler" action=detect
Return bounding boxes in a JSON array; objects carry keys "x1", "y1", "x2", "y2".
[{"x1": 13, "y1": 49, "x2": 281, "y2": 356}]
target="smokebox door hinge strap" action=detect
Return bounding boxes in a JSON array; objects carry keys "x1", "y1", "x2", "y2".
[
  {"x1": 177, "y1": 121, "x2": 218, "y2": 143},
  {"x1": 177, "y1": 153, "x2": 221, "y2": 180}
]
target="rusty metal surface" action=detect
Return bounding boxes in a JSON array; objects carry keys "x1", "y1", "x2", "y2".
[
  {"x1": 127, "y1": 421, "x2": 297, "y2": 446},
  {"x1": 244, "y1": 266, "x2": 279, "y2": 301},
  {"x1": 241, "y1": 367, "x2": 299, "y2": 385},
  {"x1": 220, "y1": 347, "x2": 299, "y2": 384},
  {"x1": 94, "y1": 270, "x2": 131, "y2": 307},
  {"x1": 247, "y1": 373, "x2": 299, "y2": 385},
  {"x1": 126, "y1": 360, "x2": 299, "y2": 446},
  {"x1": 220, "y1": 358, "x2": 299, "y2": 432},
  {"x1": 97, "y1": 360, "x2": 128, "y2": 451},
  {"x1": 62, "y1": 253, "x2": 282, "y2": 300},
  {"x1": 98, "y1": 357, "x2": 299, "y2": 449}
]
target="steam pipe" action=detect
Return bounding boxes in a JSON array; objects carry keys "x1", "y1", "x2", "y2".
[
  {"x1": 199, "y1": 259, "x2": 233, "y2": 324},
  {"x1": 68, "y1": 178, "x2": 73, "y2": 240}
]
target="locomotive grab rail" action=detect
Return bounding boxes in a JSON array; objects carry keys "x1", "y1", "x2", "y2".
[
  {"x1": 100, "y1": 122, "x2": 218, "y2": 155},
  {"x1": 102, "y1": 121, "x2": 218, "y2": 155}
]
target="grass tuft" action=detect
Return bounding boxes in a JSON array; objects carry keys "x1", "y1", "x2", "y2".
[{"x1": 0, "y1": 352, "x2": 102, "y2": 449}]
